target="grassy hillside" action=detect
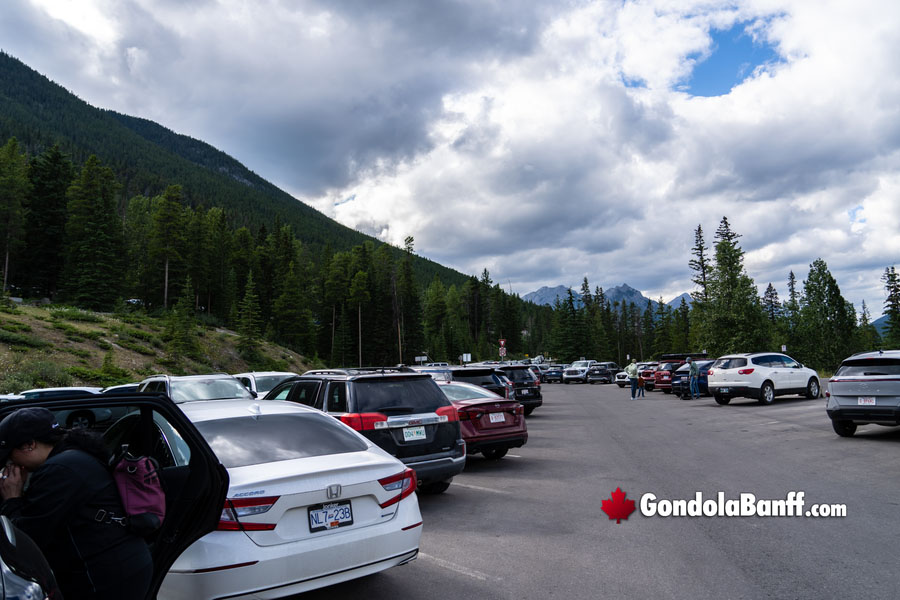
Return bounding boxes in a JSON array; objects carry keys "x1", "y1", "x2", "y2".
[{"x1": 0, "y1": 301, "x2": 317, "y2": 394}]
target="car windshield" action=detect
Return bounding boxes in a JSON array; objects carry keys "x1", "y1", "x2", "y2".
[
  {"x1": 500, "y1": 368, "x2": 535, "y2": 383},
  {"x1": 194, "y1": 412, "x2": 367, "y2": 468},
  {"x1": 712, "y1": 358, "x2": 747, "y2": 369},
  {"x1": 352, "y1": 378, "x2": 449, "y2": 413},
  {"x1": 452, "y1": 371, "x2": 501, "y2": 387},
  {"x1": 253, "y1": 375, "x2": 294, "y2": 394},
  {"x1": 440, "y1": 384, "x2": 497, "y2": 401},
  {"x1": 170, "y1": 378, "x2": 254, "y2": 403},
  {"x1": 570, "y1": 361, "x2": 591, "y2": 369},
  {"x1": 835, "y1": 358, "x2": 900, "y2": 376}
]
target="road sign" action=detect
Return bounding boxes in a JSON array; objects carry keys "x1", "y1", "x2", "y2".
[
  {"x1": 462, "y1": 353, "x2": 472, "y2": 362},
  {"x1": 415, "y1": 355, "x2": 428, "y2": 363},
  {"x1": 499, "y1": 347, "x2": 507, "y2": 357},
  {"x1": 499, "y1": 339, "x2": 506, "y2": 348}
]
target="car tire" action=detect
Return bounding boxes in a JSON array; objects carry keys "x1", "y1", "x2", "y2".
[
  {"x1": 524, "y1": 406, "x2": 535, "y2": 416},
  {"x1": 564, "y1": 380, "x2": 570, "y2": 385},
  {"x1": 806, "y1": 378, "x2": 820, "y2": 399},
  {"x1": 759, "y1": 381, "x2": 775, "y2": 405},
  {"x1": 483, "y1": 448, "x2": 508, "y2": 460},
  {"x1": 714, "y1": 394, "x2": 730, "y2": 405},
  {"x1": 831, "y1": 420, "x2": 857, "y2": 437},
  {"x1": 420, "y1": 480, "x2": 452, "y2": 494},
  {"x1": 66, "y1": 411, "x2": 95, "y2": 429},
  {"x1": 663, "y1": 389, "x2": 671, "y2": 394},
  {"x1": 617, "y1": 383, "x2": 625, "y2": 388}
]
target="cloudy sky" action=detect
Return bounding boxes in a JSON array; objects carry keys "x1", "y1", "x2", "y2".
[{"x1": 3, "y1": 0, "x2": 899, "y2": 316}]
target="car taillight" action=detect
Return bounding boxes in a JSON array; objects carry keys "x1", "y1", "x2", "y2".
[
  {"x1": 379, "y1": 468, "x2": 417, "y2": 508},
  {"x1": 514, "y1": 404, "x2": 524, "y2": 415},
  {"x1": 435, "y1": 405, "x2": 458, "y2": 422},
  {"x1": 707, "y1": 369, "x2": 714, "y2": 375},
  {"x1": 218, "y1": 496, "x2": 279, "y2": 531},
  {"x1": 825, "y1": 390, "x2": 830, "y2": 398},
  {"x1": 738, "y1": 368, "x2": 755, "y2": 375},
  {"x1": 456, "y1": 408, "x2": 470, "y2": 421},
  {"x1": 340, "y1": 413, "x2": 389, "y2": 431}
]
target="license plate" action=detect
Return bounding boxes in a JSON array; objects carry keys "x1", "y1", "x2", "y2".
[
  {"x1": 402, "y1": 426, "x2": 426, "y2": 441},
  {"x1": 720, "y1": 388, "x2": 730, "y2": 394},
  {"x1": 858, "y1": 397, "x2": 876, "y2": 405},
  {"x1": 520, "y1": 389, "x2": 530, "y2": 395},
  {"x1": 489, "y1": 412, "x2": 506, "y2": 423},
  {"x1": 308, "y1": 500, "x2": 353, "y2": 533}
]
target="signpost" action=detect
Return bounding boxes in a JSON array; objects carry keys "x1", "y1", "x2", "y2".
[
  {"x1": 415, "y1": 355, "x2": 428, "y2": 364},
  {"x1": 499, "y1": 339, "x2": 506, "y2": 358}
]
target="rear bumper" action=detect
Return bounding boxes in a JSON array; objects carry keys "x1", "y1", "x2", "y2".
[
  {"x1": 465, "y1": 431, "x2": 528, "y2": 454},
  {"x1": 826, "y1": 404, "x2": 900, "y2": 424},
  {"x1": 161, "y1": 497, "x2": 422, "y2": 600},
  {"x1": 402, "y1": 443, "x2": 467, "y2": 485},
  {"x1": 707, "y1": 384, "x2": 758, "y2": 399}
]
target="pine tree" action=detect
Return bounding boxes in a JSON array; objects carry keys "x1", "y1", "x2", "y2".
[
  {"x1": 348, "y1": 270, "x2": 370, "y2": 366},
  {"x1": 855, "y1": 300, "x2": 881, "y2": 352},
  {"x1": 271, "y1": 262, "x2": 316, "y2": 356},
  {"x1": 689, "y1": 224, "x2": 711, "y2": 303},
  {"x1": 423, "y1": 276, "x2": 448, "y2": 361},
  {"x1": 61, "y1": 155, "x2": 124, "y2": 310},
  {"x1": 237, "y1": 271, "x2": 263, "y2": 358},
  {"x1": 22, "y1": 144, "x2": 73, "y2": 298},
  {"x1": 882, "y1": 266, "x2": 900, "y2": 347},
  {"x1": 0, "y1": 138, "x2": 30, "y2": 292},
  {"x1": 796, "y1": 259, "x2": 858, "y2": 370},
  {"x1": 762, "y1": 283, "x2": 781, "y2": 322},
  {"x1": 166, "y1": 276, "x2": 200, "y2": 361},
  {"x1": 150, "y1": 185, "x2": 187, "y2": 309}
]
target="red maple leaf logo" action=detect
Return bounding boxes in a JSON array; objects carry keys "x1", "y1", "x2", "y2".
[{"x1": 601, "y1": 487, "x2": 636, "y2": 523}]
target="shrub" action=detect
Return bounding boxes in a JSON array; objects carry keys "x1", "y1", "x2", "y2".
[
  {"x1": 0, "y1": 359, "x2": 72, "y2": 393},
  {"x1": 0, "y1": 329, "x2": 50, "y2": 348},
  {"x1": 49, "y1": 307, "x2": 104, "y2": 323}
]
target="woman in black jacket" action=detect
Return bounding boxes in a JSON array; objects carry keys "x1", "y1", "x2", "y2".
[{"x1": 0, "y1": 407, "x2": 153, "y2": 600}]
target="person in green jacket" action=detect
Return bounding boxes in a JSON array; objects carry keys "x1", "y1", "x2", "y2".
[{"x1": 624, "y1": 359, "x2": 639, "y2": 399}]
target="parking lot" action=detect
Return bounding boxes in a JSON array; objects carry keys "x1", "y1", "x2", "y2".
[{"x1": 297, "y1": 382, "x2": 900, "y2": 599}]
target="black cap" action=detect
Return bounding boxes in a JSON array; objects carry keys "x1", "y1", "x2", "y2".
[{"x1": 0, "y1": 408, "x2": 59, "y2": 465}]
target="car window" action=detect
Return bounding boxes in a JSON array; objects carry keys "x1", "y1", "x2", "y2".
[
  {"x1": 781, "y1": 356, "x2": 800, "y2": 368},
  {"x1": 238, "y1": 377, "x2": 252, "y2": 389},
  {"x1": 452, "y1": 371, "x2": 501, "y2": 387},
  {"x1": 570, "y1": 361, "x2": 591, "y2": 369},
  {"x1": 290, "y1": 381, "x2": 320, "y2": 406},
  {"x1": 326, "y1": 382, "x2": 348, "y2": 412},
  {"x1": 500, "y1": 368, "x2": 535, "y2": 383},
  {"x1": 253, "y1": 375, "x2": 294, "y2": 394},
  {"x1": 194, "y1": 413, "x2": 368, "y2": 468},
  {"x1": 267, "y1": 382, "x2": 293, "y2": 400},
  {"x1": 835, "y1": 358, "x2": 900, "y2": 376},
  {"x1": 440, "y1": 384, "x2": 496, "y2": 401},
  {"x1": 143, "y1": 380, "x2": 166, "y2": 394},
  {"x1": 169, "y1": 378, "x2": 254, "y2": 403},
  {"x1": 352, "y1": 378, "x2": 449, "y2": 413},
  {"x1": 712, "y1": 358, "x2": 747, "y2": 369},
  {"x1": 102, "y1": 409, "x2": 192, "y2": 468}
]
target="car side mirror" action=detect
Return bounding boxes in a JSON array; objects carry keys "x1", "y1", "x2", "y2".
[{"x1": 250, "y1": 390, "x2": 258, "y2": 398}]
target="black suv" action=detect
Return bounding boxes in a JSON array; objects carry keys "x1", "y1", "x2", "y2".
[
  {"x1": 496, "y1": 364, "x2": 543, "y2": 415},
  {"x1": 264, "y1": 368, "x2": 466, "y2": 494},
  {"x1": 412, "y1": 365, "x2": 510, "y2": 398}
]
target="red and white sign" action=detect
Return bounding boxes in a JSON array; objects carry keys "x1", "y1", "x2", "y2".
[{"x1": 499, "y1": 339, "x2": 506, "y2": 347}]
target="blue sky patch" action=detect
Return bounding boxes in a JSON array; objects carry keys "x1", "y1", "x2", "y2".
[{"x1": 686, "y1": 21, "x2": 782, "y2": 97}]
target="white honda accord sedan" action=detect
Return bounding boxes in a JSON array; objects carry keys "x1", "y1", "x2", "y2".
[{"x1": 134, "y1": 399, "x2": 422, "y2": 599}]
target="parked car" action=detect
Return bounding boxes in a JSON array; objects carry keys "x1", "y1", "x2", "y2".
[
  {"x1": 0, "y1": 390, "x2": 229, "y2": 599},
  {"x1": 101, "y1": 382, "x2": 141, "y2": 394},
  {"x1": 528, "y1": 364, "x2": 545, "y2": 383},
  {"x1": 117, "y1": 398, "x2": 420, "y2": 599},
  {"x1": 653, "y1": 361, "x2": 686, "y2": 394},
  {"x1": 138, "y1": 374, "x2": 255, "y2": 402},
  {"x1": 563, "y1": 360, "x2": 597, "y2": 384},
  {"x1": 639, "y1": 362, "x2": 658, "y2": 391},
  {"x1": 670, "y1": 360, "x2": 714, "y2": 398},
  {"x1": 496, "y1": 364, "x2": 543, "y2": 415},
  {"x1": 707, "y1": 352, "x2": 820, "y2": 405},
  {"x1": 411, "y1": 366, "x2": 510, "y2": 398},
  {"x1": 0, "y1": 515, "x2": 62, "y2": 599},
  {"x1": 615, "y1": 370, "x2": 629, "y2": 387},
  {"x1": 825, "y1": 350, "x2": 900, "y2": 437},
  {"x1": 437, "y1": 381, "x2": 527, "y2": 459},
  {"x1": 544, "y1": 364, "x2": 566, "y2": 383},
  {"x1": 587, "y1": 362, "x2": 620, "y2": 384},
  {"x1": 263, "y1": 368, "x2": 465, "y2": 494},
  {"x1": 18, "y1": 387, "x2": 112, "y2": 428},
  {"x1": 232, "y1": 371, "x2": 299, "y2": 396},
  {"x1": 534, "y1": 363, "x2": 551, "y2": 382}
]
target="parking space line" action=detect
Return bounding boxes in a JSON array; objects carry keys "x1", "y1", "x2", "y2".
[
  {"x1": 452, "y1": 482, "x2": 512, "y2": 495},
  {"x1": 418, "y1": 552, "x2": 500, "y2": 581}
]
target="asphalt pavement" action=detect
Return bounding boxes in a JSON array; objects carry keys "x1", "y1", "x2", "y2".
[{"x1": 296, "y1": 382, "x2": 900, "y2": 599}]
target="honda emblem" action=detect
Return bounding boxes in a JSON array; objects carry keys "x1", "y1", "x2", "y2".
[{"x1": 327, "y1": 484, "x2": 342, "y2": 499}]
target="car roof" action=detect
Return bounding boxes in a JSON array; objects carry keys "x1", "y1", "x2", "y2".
[
  {"x1": 177, "y1": 398, "x2": 322, "y2": 423},
  {"x1": 144, "y1": 373, "x2": 236, "y2": 381},
  {"x1": 20, "y1": 386, "x2": 102, "y2": 394},
  {"x1": 231, "y1": 371, "x2": 298, "y2": 378},
  {"x1": 842, "y1": 350, "x2": 900, "y2": 361}
]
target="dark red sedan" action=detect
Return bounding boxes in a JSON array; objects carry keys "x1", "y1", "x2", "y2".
[{"x1": 437, "y1": 381, "x2": 527, "y2": 460}]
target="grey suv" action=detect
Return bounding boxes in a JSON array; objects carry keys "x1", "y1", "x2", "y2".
[
  {"x1": 826, "y1": 350, "x2": 900, "y2": 437},
  {"x1": 264, "y1": 368, "x2": 466, "y2": 493}
]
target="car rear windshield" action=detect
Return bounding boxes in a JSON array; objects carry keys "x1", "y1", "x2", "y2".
[
  {"x1": 835, "y1": 358, "x2": 900, "y2": 376},
  {"x1": 712, "y1": 358, "x2": 747, "y2": 369},
  {"x1": 499, "y1": 368, "x2": 535, "y2": 383},
  {"x1": 440, "y1": 383, "x2": 498, "y2": 401},
  {"x1": 451, "y1": 371, "x2": 501, "y2": 387},
  {"x1": 194, "y1": 413, "x2": 367, "y2": 468},
  {"x1": 659, "y1": 363, "x2": 678, "y2": 371},
  {"x1": 253, "y1": 375, "x2": 294, "y2": 394},
  {"x1": 352, "y1": 377, "x2": 450, "y2": 413},
  {"x1": 170, "y1": 378, "x2": 254, "y2": 403},
  {"x1": 570, "y1": 361, "x2": 591, "y2": 369}
]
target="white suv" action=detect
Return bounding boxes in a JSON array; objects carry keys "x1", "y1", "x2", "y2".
[
  {"x1": 825, "y1": 350, "x2": 900, "y2": 437},
  {"x1": 563, "y1": 360, "x2": 597, "y2": 384},
  {"x1": 707, "y1": 352, "x2": 820, "y2": 405}
]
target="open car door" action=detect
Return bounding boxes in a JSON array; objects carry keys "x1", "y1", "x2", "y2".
[{"x1": 0, "y1": 392, "x2": 229, "y2": 600}]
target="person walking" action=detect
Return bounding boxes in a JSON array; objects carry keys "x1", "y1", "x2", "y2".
[
  {"x1": 687, "y1": 357, "x2": 701, "y2": 400},
  {"x1": 636, "y1": 372, "x2": 645, "y2": 398},
  {"x1": 0, "y1": 407, "x2": 153, "y2": 600},
  {"x1": 624, "y1": 359, "x2": 639, "y2": 399}
]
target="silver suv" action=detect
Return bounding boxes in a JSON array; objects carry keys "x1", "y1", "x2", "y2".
[
  {"x1": 826, "y1": 350, "x2": 900, "y2": 437},
  {"x1": 138, "y1": 373, "x2": 254, "y2": 403}
]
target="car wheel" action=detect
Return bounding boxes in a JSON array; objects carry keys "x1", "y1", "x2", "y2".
[
  {"x1": 714, "y1": 394, "x2": 730, "y2": 405},
  {"x1": 420, "y1": 480, "x2": 452, "y2": 494},
  {"x1": 663, "y1": 389, "x2": 671, "y2": 394},
  {"x1": 66, "y1": 411, "x2": 95, "y2": 429},
  {"x1": 582, "y1": 377, "x2": 588, "y2": 384},
  {"x1": 483, "y1": 448, "x2": 508, "y2": 460},
  {"x1": 806, "y1": 378, "x2": 820, "y2": 399},
  {"x1": 759, "y1": 381, "x2": 775, "y2": 405},
  {"x1": 564, "y1": 380, "x2": 570, "y2": 384},
  {"x1": 617, "y1": 383, "x2": 625, "y2": 388},
  {"x1": 831, "y1": 420, "x2": 857, "y2": 437},
  {"x1": 524, "y1": 406, "x2": 535, "y2": 416}
]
